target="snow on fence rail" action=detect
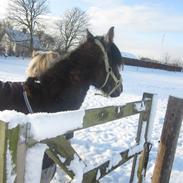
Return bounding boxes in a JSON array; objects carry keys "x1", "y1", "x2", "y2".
[{"x1": 0, "y1": 92, "x2": 157, "y2": 183}]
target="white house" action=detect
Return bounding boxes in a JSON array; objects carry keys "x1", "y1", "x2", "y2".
[{"x1": 1, "y1": 28, "x2": 43, "y2": 56}]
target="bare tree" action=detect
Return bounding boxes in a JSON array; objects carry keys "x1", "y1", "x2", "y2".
[
  {"x1": 56, "y1": 7, "x2": 89, "y2": 53},
  {"x1": 0, "y1": 21, "x2": 5, "y2": 42},
  {"x1": 0, "y1": 19, "x2": 13, "y2": 42},
  {"x1": 36, "y1": 30, "x2": 55, "y2": 50},
  {"x1": 8, "y1": 0, "x2": 49, "y2": 53}
]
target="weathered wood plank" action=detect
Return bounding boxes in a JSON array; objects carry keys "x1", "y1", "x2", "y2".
[
  {"x1": 16, "y1": 124, "x2": 30, "y2": 183},
  {"x1": 28, "y1": 100, "x2": 150, "y2": 144},
  {"x1": 83, "y1": 100, "x2": 150, "y2": 129},
  {"x1": 28, "y1": 101, "x2": 149, "y2": 144},
  {"x1": 46, "y1": 148, "x2": 74, "y2": 179},
  {"x1": 40, "y1": 94, "x2": 153, "y2": 183},
  {"x1": 0, "y1": 121, "x2": 7, "y2": 183},
  {"x1": 7, "y1": 125, "x2": 20, "y2": 179},
  {"x1": 43, "y1": 135, "x2": 87, "y2": 179},
  {"x1": 64, "y1": 100, "x2": 151, "y2": 140},
  {"x1": 83, "y1": 144, "x2": 144, "y2": 183},
  {"x1": 136, "y1": 94, "x2": 156, "y2": 183},
  {"x1": 130, "y1": 93, "x2": 155, "y2": 183},
  {"x1": 152, "y1": 96, "x2": 183, "y2": 183},
  {"x1": 5, "y1": 124, "x2": 29, "y2": 183}
]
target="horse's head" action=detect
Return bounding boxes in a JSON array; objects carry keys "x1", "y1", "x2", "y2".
[{"x1": 86, "y1": 27, "x2": 123, "y2": 97}]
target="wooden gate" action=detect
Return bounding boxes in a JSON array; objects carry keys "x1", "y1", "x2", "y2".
[{"x1": 0, "y1": 92, "x2": 157, "y2": 183}]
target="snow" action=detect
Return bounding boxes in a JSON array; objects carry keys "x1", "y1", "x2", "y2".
[
  {"x1": 96, "y1": 169, "x2": 101, "y2": 180},
  {"x1": 128, "y1": 121, "x2": 146, "y2": 158},
  {"x1": 27, "y1": 110, "x2": 85, "y2": 141},
  {"x1": 0, "y1": 110, "x2": 85, "y2": 141},
  {"x1": 131, "y1": 121, "x2": 146, "y2": 182},
  {"x1": 25, "y1": 144, "x2": 48, "y2": 183},
  {"x1": 108, "y1": 154, "x2": 122, "y2": 171},
  {"x1": 134, "y1": 101, "x2": 145, "y2": 112},
  {"x1": 68, "y1": 154, "x2": 85, "y2": 183},
  {"x1": 0, "y1": 56, "x2": 183, "y2": 183},
  {"x1": 6, "y1": 144, "x2": 16, "y2": 183},
  {"x1": 146, "y1": 94, "x2": 158, "y2": 142}
]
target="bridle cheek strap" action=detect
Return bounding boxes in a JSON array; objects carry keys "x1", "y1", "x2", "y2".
[{"x1": 94, "y1": 39, "x2": 122, "y2": 97}]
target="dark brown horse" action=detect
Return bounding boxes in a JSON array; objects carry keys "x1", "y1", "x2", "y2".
[
  {"x1": 0, "y1": 27, "x2": 123, "y2": 181},
  {"x1": 0, "y1": 27, "x2": 123, "y2": 114}
]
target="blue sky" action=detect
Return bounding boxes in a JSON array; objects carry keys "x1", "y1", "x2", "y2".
[
  {"x1": 1, "y1": 0, "x2": 183, "y2": 60},
  {"x1": 49, "y1": 0, "x2": 183, "y2": 17},
  {"x1": 48, "y1": 0, "x2": 183, "y2": 60}
]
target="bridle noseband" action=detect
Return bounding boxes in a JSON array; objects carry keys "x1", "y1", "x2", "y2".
[{"x1": 94, "y1": 39, "x2": 122, "y2": 97}]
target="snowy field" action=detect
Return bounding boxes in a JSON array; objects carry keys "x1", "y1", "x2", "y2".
[{"x1": 0, "y1": 56, "x2": 183, "y2": 183}]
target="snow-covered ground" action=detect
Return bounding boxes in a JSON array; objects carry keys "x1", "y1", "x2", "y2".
[{"x1": 0, "y1": 56, "x2": 183, "y2": 183}]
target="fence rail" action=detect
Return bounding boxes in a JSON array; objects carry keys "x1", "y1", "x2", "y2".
[{"x1": 122, "y1": 57, "x2": 183, "y2": 72}]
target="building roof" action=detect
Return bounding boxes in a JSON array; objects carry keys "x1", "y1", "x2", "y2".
[{"x1": 5, "y1": 28, "x2": 43, "y2": 49}]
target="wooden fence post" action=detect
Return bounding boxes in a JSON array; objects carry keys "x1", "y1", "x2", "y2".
[
  {"x1": 16, "y1": 123, "x2": 30, "y2": 183},
  {"x1": 152, "y1": 96, "x2": 183, "y2": 183},
  {"x1": 0, "y1": 121, "x2": 8, "y2": 183},
  {"x1": 130, "y1": 93, "x2": 157, "y2": 183},
  {"x1": 0, "y1": 123, "x2": 30, "y2": 183}
]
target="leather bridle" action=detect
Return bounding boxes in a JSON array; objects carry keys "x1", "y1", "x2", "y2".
[{"x1": 94, "y1": 39, "x2": 122, "y2": 97}]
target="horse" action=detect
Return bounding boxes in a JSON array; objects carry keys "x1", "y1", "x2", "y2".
[
  {"x1": 0, "y1": 27, "x2": 123, "y2": 182},
  {"x1": 26, "y1": 50, "x2": 61, "y2": 78}
]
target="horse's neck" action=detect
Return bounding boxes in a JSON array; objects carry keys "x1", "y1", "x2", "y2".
[
  {"x1": 57, "y1": 82, "x2": 89, "y2": 111},
  {"x1": 37, "y1": 50, "x2": 96, "y2": 111},
  {"x1": 41, "y1": 46, "x2": 97, "y2": 88}
]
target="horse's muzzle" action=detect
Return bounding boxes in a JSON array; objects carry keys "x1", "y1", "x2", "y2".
[{"x1": 110, "y1": 84, "x2": 123, "y2": 97}]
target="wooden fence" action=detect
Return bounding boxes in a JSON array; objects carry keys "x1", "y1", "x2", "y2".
[
  {"x1": 152, "y1": 96, "x2": 183, "y2": 183},
  {"x1": 122, "y1": 57, "x2": 183, "y2": 72},
  {"x1": 0, "y1": 93, "x2": 157, "y2": 183}
]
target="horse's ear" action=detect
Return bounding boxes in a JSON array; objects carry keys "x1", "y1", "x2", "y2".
[
  {"x1": 105, "y1": 26, "x2": 114, "y2": 43},
  {"x1": 86, "y1": 29, "x2": 94, "y2": 41}
]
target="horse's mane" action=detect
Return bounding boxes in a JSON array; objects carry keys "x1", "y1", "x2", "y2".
[
  {"x1": 26, "y1": 51, "x2": 61, "y2": 78},
  {"x1": 24, "y1": 39, "x2": 105, "y2": 111},
  {"x1": 39, "y1": 40, "x2": 103, "y2": 86}
]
